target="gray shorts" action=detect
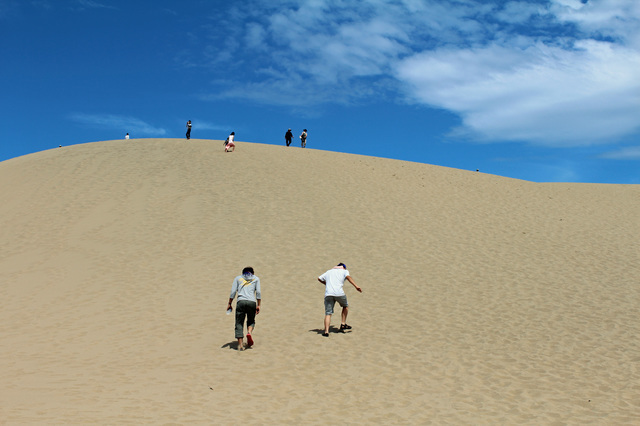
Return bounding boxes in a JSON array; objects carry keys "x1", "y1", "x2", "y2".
[{"x1": 324, "y1": 295, "x2": 348, "y2": 315}]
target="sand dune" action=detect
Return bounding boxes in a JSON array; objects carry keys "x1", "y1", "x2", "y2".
[{"x1": 1, "y1": 138, "x2": 639, "y2": 424}]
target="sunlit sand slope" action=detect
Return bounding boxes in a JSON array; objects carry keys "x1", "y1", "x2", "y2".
[{"x1": 1, "y1": 138, "x2": 638, "y2": 424}]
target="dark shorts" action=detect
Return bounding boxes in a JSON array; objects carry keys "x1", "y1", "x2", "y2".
[{"x1": 324, "y1": 295, "x2": 348, "y2": 315}]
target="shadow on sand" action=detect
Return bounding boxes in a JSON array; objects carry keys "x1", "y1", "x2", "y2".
[
  {"x1": 309, "y1": 326, "x2": 350, "y2": 335},
  {"x1": 221, "y1": 341, "x2": 256, "y2": 351}
]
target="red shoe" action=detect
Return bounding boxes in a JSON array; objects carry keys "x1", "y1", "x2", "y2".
[{"x1": 246, "y1": 333, "x2": 254, "y2": 347}]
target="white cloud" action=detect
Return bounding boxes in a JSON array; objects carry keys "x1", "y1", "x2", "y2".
[
  {"x1": 551, "y1": 0, "x2": 640, "y2": 46},
  {"x1": 201, "y1": 0, "x2": 640, "y2": 147},
  {"x1": 396, "y1": 39, "x2": 640, "y2": 146},
  {"x1": 70, "y1": 114, "x2": 167, "y2": 136},
  {"x1": 495, "y1": 1, "x2": 546, "y2": 24}
]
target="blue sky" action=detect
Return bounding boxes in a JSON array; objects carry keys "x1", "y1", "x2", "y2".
[{"x1": 1, "y1": 0, "x2": 639, "y2": 183}]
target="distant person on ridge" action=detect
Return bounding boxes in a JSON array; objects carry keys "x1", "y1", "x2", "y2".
[
  {"x1": 285, "y1": 128, "x2": 293, "y2": 146},
  {"x1": 228, "y1": 266, "x2": 261, "y2": 350},
  {"x1": 186, "y1": 120, "x2": 192, "y2": 140},
  {"x1": 317, "y1": 263, "x2": 362, "y2": 337},
  {"x1": 300, "y1": 129, "x2": 307, "y2": 148},
  {"x1": 125, "y1": 133, "x2": 129, "y2": 140},
  {"x1": 224, "y1": 131, "x2": 236, "y2": 152}
]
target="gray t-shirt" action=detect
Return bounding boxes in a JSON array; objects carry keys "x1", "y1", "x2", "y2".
[{"x1": 230, "y1": 274, "x2": 261, "y2": 302}]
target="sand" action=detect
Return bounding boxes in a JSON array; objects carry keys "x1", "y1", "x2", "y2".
[{"x1": 1, "y1": 138, "x2": 639, "y2": 424}]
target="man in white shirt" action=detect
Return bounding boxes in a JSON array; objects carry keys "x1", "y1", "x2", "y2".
[{"x1": 317, "y1": 263, "x2": 362, "y2": 337}]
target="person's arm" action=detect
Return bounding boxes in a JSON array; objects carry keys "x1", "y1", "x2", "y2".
[
  {"x1": 255, "y1": 280, "x2": 261, "y2": 314},
  {"x1": 345, "y1": 275, "x2": 362, "y2": 293},
  {"x1": 228, "y1": 279, "x2": 238, "y2": 310},
  {"x1": 318, "y1": 278, "x2": 326, "y2": 285}
]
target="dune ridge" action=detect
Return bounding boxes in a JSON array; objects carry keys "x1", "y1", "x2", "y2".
[{"x1": 1, "y1": 138, "x2": 639, "y2": 424}]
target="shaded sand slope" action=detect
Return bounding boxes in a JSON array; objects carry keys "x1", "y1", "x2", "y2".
[{"x1": 1, "y1": 138, "x2": 639, "y2": 424}]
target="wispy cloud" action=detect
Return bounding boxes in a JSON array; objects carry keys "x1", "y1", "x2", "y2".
[
  {"x1": 30, "y1": 1, "x2": 53, "y2": 11},
  {"x1": 195, "y1": 0, "x2": 640, "y2": 148},
  {"x1": 2, "y1": 0, "x2": 114, "y2": 18},
  {"x1": 600, "y1": 146, "x2": 640, "y2": 160},
  {"x1": 187, "y1": 119, "x2": 228, "y2": 132},
  {"x1": 74, "y1": 0, "x2": 116, "y2": 10},
  {"x1": 70, "y1": 113, "x2": 167, "y2": 136}
]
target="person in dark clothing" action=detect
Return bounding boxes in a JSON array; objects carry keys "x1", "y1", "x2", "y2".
[{"x1": 285, "y1": 128, "x2": 293, "y2": 146}]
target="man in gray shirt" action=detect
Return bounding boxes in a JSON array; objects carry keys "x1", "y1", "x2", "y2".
[{"x1": 227, "y1": 267, "x2": 261, "y2": 350}]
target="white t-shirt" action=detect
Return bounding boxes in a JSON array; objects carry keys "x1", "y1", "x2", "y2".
[{"x1": 319, "y1": 268, "x2": 349, "y2": 297}]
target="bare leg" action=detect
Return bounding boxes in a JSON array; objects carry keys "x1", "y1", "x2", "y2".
[
  {"x1": 341, "y1": 306, "x2": 349, "y2": 326},
  {"x1": 324, "y1": 314, "x2": 331, "y2": 335},
  {"x1": 237, "y1": 338, "x2": 244, "y2": 350}
]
